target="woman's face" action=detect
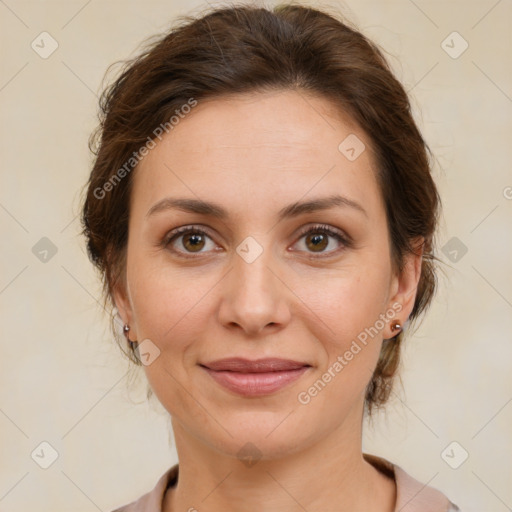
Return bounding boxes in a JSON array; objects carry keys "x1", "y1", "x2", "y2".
[{"x1": 115, "y1": 89, "x2": 421, "y2": 460}]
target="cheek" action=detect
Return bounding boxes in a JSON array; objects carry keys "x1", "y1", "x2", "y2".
[
  {"x1": 295, "y1": 276, "x2": 387, "y2": 417},
  {"x1": 127, "y1": 257, "x2": 222, "y2": 362},
  {"x1": 122, "y1": 236, "x2": 220, "y2": 417},
  {"x1": 295, "y1": 260, "x2": 391, "y2": 401},
  {"x1": 302, "y1": 262, "x2": 391, "y2": 343},
  {"x1": 127, "y1": 263, "x2": 212, "y2": 415}
]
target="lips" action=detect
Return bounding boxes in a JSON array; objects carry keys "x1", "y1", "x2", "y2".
[
  {"x1": 201, "y1": 357, "x2": 310, "y2": 372},
  {"x1": 200, "y1": 358, "x2": 311, "y2": 397}
]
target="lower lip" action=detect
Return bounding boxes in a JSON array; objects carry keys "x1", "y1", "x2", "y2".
[{"x1": 201, "y1": 366, "x2": 310, "y2": 397}]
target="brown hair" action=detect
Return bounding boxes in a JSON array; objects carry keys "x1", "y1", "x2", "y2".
[{"x1": 81, "y1": 2, "x2": 440, "y2": 414}]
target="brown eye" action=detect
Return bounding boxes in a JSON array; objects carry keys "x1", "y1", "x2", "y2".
[
  {"x1": 182, "y1": 232, "x2": 206, "y2": 252},
  {"x1": 305, "y1": 232, "x2": 329, "y2": 252},
  {"x1": 293, "y1": 224, "x2": 350, "y2": 257},
  {"x1": 164, "y1": 226, "x2": 217, "y2": 256}
]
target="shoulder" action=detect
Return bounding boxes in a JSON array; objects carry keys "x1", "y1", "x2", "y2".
[
  {"x1": 110, "y1": 465, "x2": 178, "y2": 512},
  {"x1": 363, "y1": 453, "x2": 462, "y2": 512},
  {"x1": 393, "y1": 464, "x2": 462, "y2": 512}
]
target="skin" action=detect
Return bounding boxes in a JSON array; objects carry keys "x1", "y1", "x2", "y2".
[{"x1": 114, "y1": 89, "x2": 423, "y2": 512}]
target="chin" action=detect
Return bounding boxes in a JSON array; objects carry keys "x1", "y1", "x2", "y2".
[{"x1": 199, "y1": 412, "x2": 321, "y2": 462}]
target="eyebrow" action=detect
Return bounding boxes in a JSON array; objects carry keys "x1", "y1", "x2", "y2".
[{"x1": 146, "y1": 194, "x2": 367, "y2": 221}]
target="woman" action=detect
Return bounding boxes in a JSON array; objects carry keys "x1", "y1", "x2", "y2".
[{"x1": 81, "y1": 3, "x2": 461, "y2": 511}]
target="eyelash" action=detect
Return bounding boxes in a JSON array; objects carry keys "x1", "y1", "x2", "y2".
[{"x1": 162, "y1": 223, "x2": 351, "y2": 260}]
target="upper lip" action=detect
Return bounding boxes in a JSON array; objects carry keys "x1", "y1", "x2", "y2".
[{"x1": 201, "y1": 358, "x2": 310, "y2": 373}]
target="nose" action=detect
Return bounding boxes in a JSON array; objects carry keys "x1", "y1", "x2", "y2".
[{"x1": 217, "y1": 247, "x2": 292, "y2": 337}]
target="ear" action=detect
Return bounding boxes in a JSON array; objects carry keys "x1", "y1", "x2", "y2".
[
  {"x1": 384, "y1": 237, "x2": 424, "y2": 339},
  {"x1": 112, "y1": 277, "x2": 136, "y2": 340}
]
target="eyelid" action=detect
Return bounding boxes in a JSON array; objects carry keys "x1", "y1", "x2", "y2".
[{"x1": 294, "y1": 223, "x2": 350, "y2": 242}]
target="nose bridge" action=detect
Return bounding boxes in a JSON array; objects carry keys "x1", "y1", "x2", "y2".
[
  {"x1": 235, "y1": 243, "x2": 274, "y2": 295},
  {"x1": 218, "y1": 236, "x2": 290, "y2": 334}
]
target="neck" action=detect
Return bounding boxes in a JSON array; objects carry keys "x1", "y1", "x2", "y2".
[{"x1": 163, "y1": 403, "x2": 396, "y2": 512}]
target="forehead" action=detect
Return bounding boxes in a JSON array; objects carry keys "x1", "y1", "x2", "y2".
[{"x1": 131, "y1": 89, "x2": 382, "y2": 220}]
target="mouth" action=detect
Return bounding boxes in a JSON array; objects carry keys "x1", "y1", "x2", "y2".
[{"x1": 199, "y1": 358, "x2": 311, "y2": 397}]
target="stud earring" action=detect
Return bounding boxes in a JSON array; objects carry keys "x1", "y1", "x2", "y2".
[
  {"x1": 390, "y1": 321, "x2": 402, "y2": 333},
  {"x1": 123, "y1": 324, "x2": 137, "y2": 343}
]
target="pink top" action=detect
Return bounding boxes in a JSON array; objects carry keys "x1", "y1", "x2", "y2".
[{"x1": 112, "y1": 454, "x2": 461, "y2": 512}]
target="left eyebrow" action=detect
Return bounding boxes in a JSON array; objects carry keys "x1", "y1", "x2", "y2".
[
  {"x1": 145, "y1": 193, "x2": 367, "y2": 220},
  {"x1": 277, "y1": 194, "x2": 367, "y2": 219}
]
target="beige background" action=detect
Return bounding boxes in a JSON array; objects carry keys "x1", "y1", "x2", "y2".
[{"x1": 1, "y1": 0, "x2": 511, "y2": 510}]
